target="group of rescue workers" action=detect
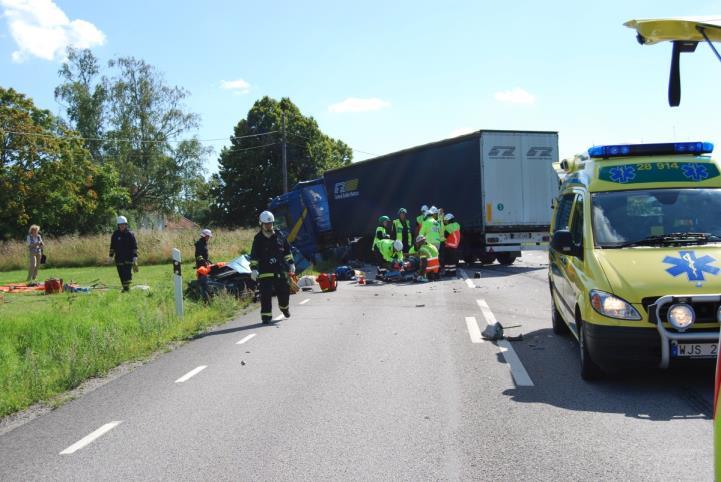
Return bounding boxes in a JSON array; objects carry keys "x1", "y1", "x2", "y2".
[
  {"x1": 108, "y1": 205, "x2": 461, "y2": 324},
  {"x1": 372, "y1": 204, "x2": 461, "y2": 282}
]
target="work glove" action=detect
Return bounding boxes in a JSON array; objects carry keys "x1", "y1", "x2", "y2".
[
  {"x1": 288, "y1": 264, "x2": 296, "y2": 275},
  {"x1": 251, "y1": 270, "x2": 259, "y2": 281}
]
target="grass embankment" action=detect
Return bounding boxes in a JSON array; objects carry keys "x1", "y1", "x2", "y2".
[
  {"x1": 0, "y1": 262, "x2": 249, "y2": 419},
  {"x1": 0, "y1": 228, "x2": 255, "y2": 271}
]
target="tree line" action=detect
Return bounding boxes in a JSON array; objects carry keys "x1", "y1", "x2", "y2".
[{"x1": 0, "y1": 48, "x2": 352, "y2": 240}]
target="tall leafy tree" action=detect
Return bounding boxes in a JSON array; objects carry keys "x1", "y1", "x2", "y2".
[
  {"x1": 55, "y1": 49, "x2": 209, "y2": 214},
  {"x1": 213, "y1": 97, "x2": 352, "y2": 227},
  {"x1": 0, "y1": 87, "x2": 128, "y2": 239}
]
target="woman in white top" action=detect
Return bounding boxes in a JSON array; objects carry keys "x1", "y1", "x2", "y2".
[{"x1": 26, "y1": 224, "x2": 44, "y2": 284}]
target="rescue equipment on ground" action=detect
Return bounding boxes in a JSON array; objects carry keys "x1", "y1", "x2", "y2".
[
  {"x1": 44, "y1": 278, "x2": 64, "y2": 294},
  {"x1": 316, "y1": 273, "x2": 337, "y2": 292}
]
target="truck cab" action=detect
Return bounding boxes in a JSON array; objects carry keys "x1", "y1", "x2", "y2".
[{"x1": 549, "y1": 141, "x2": 721, "y2": 380}]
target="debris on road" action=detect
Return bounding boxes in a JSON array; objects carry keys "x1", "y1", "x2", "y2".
[{"x1": 415, "y1": 304, "x2": 425, "y2": 307}]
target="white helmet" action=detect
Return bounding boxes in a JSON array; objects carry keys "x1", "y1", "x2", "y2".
[
  {"x1": 428, "y1": 206, "x2": 438, "y2": 215},
  {"x1": 200, "y1": 228, "x2": 212, "y2": 238},
  {"x1": 421, "y1": 204, "x2": 429, "y2": 214},
  {"x1": 259, "y1": 211, "x2": 275, "y2": 224},
  {"x1": 116, "y1": 215, "x2": 128, "y2": 225},
  {"x1": 444, "y1": 213, "x2": 454, "y2": 222},
  {"x1": 393, "y1": 240, "x2": 403, "y2": 251},
  {"x1": 415, "y1": 235, "x2": 426, "y2": 244}
]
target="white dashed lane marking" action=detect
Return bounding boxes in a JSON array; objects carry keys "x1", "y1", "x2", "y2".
[
  {"x1": 175, "y1": 365, "x2": 207, "y2": 383},
  {"x1": 236, "y1": 334, "x2": 256, "y2": 345},
  {"x1": 459, "y1": 269, "x2": 476, "y2": 288},
  {"x1": 475, "y1": 299, "x2": 534, "y2": 387},
  {"x1": 60, "y1": 421, "x2": 122, "y2": 455},
  {"x1": 465, "y1": 316, "x2": 484, "y2": 343},
  {"x1": 299, "y1": 299, "x2": 310, "y2": 305}
]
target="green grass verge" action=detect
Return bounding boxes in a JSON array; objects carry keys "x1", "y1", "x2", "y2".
[{"x1": 0, "y1": 263, "x2": 249, "y2": 419}]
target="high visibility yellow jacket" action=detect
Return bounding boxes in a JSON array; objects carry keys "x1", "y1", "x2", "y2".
[
  {"x1": 419, "y1": 217, "x2": 442, "y2": 247},
  {"x1": 444, "y1": 221, "x2": 461, "y2": 248},
  {"x1": 377, "y1": 238, "x2": 402, "y2": 263},
  {"x1": 393, "y1": 218, "x2": 413, "y2": 251},
  {"x1": 372, "y1": 226, "x2": 388, "y2": 251}
]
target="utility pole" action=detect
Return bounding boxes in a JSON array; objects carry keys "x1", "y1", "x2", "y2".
[{"x1": 282, "y1": 111, "x2": 288, "y2": 193}]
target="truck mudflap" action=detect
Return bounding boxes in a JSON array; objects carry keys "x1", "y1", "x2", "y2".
[{"x1": 650, "y1": 294, "x2": 721, "y2": 369}]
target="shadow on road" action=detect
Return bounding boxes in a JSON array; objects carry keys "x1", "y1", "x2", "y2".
[
  {"x1": 193, "y1": 321, "x2": 281, "y2": 339},
  {"x1": 500, "y1": 327, "x2": 715, "y2": 421}
]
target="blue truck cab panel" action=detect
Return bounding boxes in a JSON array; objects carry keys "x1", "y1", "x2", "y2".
[{"x1": 268, "y1": 178, "x2": 332, "y2": 262}]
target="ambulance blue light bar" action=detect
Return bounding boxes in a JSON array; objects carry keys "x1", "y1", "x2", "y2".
[{"x1": 588, "y1": 142, "x2": 714, "y2": 158}]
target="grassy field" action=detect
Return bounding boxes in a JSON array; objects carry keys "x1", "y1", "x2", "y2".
[
  {"x1": 0, "y1": 228, "x2": 255, "y2": 271},
  {"x1": 0, "y1": 263, "x2": 249, "y2": 419}
]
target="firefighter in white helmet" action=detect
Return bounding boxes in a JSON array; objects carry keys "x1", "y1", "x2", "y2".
[
  {"x1": 195, "y1": 228, "x2": 213, "y2": 268},
  {"x1": 249, "y1": 211, "x2": 295, "y2": 324},
  {"x1": 108, "y1": 215, "x2": 138, "y2": 292}
]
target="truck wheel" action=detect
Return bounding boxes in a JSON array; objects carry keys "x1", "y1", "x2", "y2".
[
  {"x1": 496, "y1": 253, "x2": 517, "y2": 265},
  {"x1": 578, "y1": 319, "x2": 603, "y2": 381},
  {"x1": 551, "y1": 300, "x2": 569, "y2": 335},
  {"x1": 479, "y1": 254, "x2": 495, "y2": 265},
  {"x1": 463, "y1": 254, "x2": 476, "y2": 265}
]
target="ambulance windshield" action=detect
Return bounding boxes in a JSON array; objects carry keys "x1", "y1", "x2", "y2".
[{"x1": 592, "y1": 188, "x2": 721, "y2": 247}]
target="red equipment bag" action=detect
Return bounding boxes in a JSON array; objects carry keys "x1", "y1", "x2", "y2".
[
  {"x1": 315, "y1": 273, "x2": 337, "y2": 292},
  {"x1": 44, "y1": 278, "x2": 64, "y2": 294}
]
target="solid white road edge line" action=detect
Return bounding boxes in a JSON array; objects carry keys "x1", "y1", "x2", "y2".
[
  {"x1": 60, "y1": 421, "x2": 122, "y2": 455},
  {"x1": 236, "y1": 334, "x2": 256, "y2": 345},
  {"x1": 476, "y1": 299, "x2": 534, "y2": 387},
  {"x1": 465, "y1": 316, "x2": 484, "y2": 343},
  {"x1": 299, "y1": 298, "x2": 310, "y2": 305},
  {"x1": 175, "y1": 365, "x2": 207, "y2": 383}
]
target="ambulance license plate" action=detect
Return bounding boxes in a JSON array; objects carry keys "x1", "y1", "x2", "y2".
[{"x1": 671, "y1": 341, "x2": 718, "y2": 358}]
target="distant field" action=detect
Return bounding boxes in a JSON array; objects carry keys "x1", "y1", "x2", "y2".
[
  {"x1": 0, "y1": 261, "x2": 250, "y2": 419},
  {"x1": 0, "y1": 228, "x2": 255, "y2": 271}
]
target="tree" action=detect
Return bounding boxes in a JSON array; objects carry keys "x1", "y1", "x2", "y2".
[
  {"x1": 212, "y1": 97, "x2": 352, "y2": 227},
  {"x1": 0, "y1": 87, "x2": 128, "y2": 239},
  {"x1": 55, "y1": 49, "x2": 209, "y2": 214}
]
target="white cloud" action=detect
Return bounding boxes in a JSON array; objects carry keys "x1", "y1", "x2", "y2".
[
  {"x1": 1, "y1": 0, "x2": 105, "y2": 62},
  {"x1": 328, "y1": 97, "x2": 391, "y2": 113},
  {"x1": 449, "y1": 127, "x2": 475, "y2": 138},
  {"x1": 220, "y1": 79, "x2": 251, "y2": 94},
  {"x1": 494, "y1": 88, "x2": 535, "y2": 105}
]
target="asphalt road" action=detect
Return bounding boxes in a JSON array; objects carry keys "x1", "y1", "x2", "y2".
[{"x1": 0, "y1": 251, "x2": 714, "y2": 481}]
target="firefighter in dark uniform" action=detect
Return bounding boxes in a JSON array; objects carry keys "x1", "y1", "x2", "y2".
[
  {"x1": 249, "y1": 211, "x2": 295, "y2": 324},
  {"x1": 109, "y1": 215, "x2": 138, "y2": 292},
  {"x1": 194, "y1": 228, "x2": 212, "y2": 268}
]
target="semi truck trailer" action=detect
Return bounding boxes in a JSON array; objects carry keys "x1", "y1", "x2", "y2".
[{"x1": 270, "y1": 129, "x2": 560, "y2": 265}]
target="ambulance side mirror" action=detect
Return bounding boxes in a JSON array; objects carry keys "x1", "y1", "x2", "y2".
[{"x1": 551, "y1": 230, "x2": 581, "y2": 258}]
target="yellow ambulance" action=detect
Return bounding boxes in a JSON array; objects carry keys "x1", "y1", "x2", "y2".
[{"x1": 549, "y1": 142, "x2": 721, "y2": 380}]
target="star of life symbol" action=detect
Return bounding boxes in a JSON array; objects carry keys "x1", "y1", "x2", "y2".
[
  {"x1": 663, "y1": 250, "x2": 720, "y2": 282},
  {"x1": 609, "y1": 165, "x2": 636, "y2": 183},
  {"x1": 681, "y1": 163, "x2": 709, "y2": 182}
]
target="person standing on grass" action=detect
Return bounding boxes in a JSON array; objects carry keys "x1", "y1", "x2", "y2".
[
  {"x1": 109, "y1": 216, "x2": 138, "y2": 292},
  {"x1": 26, "y1": 224, "x2": 44, "y2": 285},
  {"x1": 194, "y1": 228, "x2": 213, "y2": 268}
]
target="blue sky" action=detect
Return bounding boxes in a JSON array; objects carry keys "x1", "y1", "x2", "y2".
[{"x1": 2, "y1": 0, "x2": 720, "y2": 174}]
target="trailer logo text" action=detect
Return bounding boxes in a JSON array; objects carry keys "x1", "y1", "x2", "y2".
[
  {"x1": 488, "y1": 146, "x2": 516, "y2": 159},
  {"x1": 334, "y1": 178, "x2": 360, "y2": 199},
  {"x1": 526, "y1": 147, "x2": 553, "y2": 158}
]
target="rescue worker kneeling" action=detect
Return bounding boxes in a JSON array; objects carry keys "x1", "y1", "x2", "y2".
[
  {"x1": 411, "y1": 235, "x2": 440, "y2": 282},
  {"x1": 250, "y1": 211, "x2": 295, "y2": 324},
  {"x1": 377, "y1": 238, "x2": 404, "y2": 271}
]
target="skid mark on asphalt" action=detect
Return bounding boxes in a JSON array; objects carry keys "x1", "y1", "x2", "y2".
[
  {"x1": 236, "y1": 334, "x2": 256, "y2": 345},
  {"x1": 175, "y1": 365, "x2": 207, "y2": 383},
  {"x1": 60, "y1": 421, "x2": 122, "y2": 455},
  {"x1": 476, "y1": 299, "x2": 534, "y2": 387}
]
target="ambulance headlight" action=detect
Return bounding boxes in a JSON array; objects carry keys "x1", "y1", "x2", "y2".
[
  {"x1": 668, "y1": 304, "x2": 695, "y2": 331},
  {"x1": 590, "y1": 290, "x2": 641, "y2": 320}
]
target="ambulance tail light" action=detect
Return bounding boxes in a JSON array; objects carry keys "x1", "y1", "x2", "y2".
[{"x1": 588, "y1": 142, "x2": 714, "y2": 159}]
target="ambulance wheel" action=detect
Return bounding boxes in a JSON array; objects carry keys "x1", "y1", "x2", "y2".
[
  {"x1": 551, "y1": 300, "x2": 569, "y2": 335},
  {"x1": 496, "y1": 253, "x2": 517, "y2": 265},
  {"x1": 578, "y1": 318, "x2": 603, "y2": 381}
]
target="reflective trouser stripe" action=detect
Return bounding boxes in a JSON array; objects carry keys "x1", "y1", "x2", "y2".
[
  {"x1": 279, "y1": 305, "x2": 288, "y2": 309},
  {"x1": 258, "y1": 273, "x2": 275, "y2": 279}
]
